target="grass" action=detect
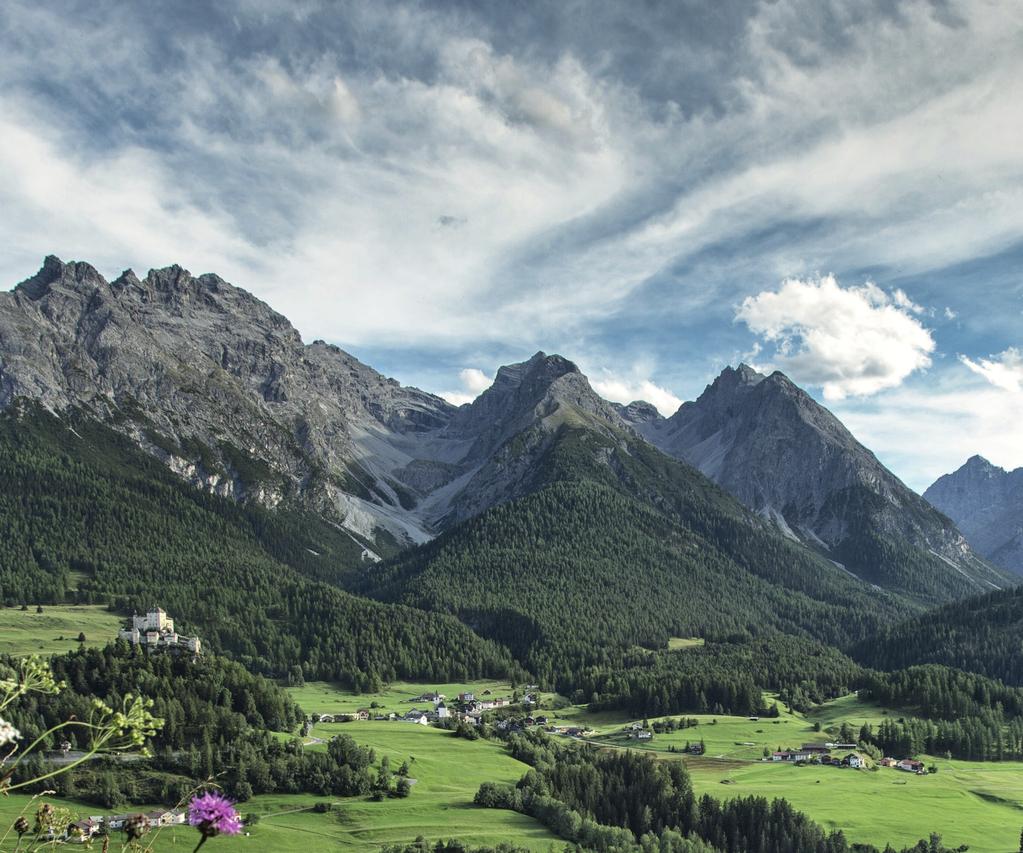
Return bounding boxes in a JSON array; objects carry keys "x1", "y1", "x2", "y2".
[
  {"x1": 686, "y1": 757, "x2": 1023, "y2": 853},
  {"x1": 563, "y1": 692, "x2": 1023, "y2": 853},
  {"x1": 0, "y1": 604, "x2": 123, "y2": 657},
  {"x1": 286, "y1": 679, "x2": 524, "y2": 717},
  {"x1": 0, "y1": 723, "x2": 558, "y2": 852},
  {"x1": 667, "y1": 637, "x2": 705, "y2": 650}
]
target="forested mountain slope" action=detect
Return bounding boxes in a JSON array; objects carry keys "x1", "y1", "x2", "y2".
[
  {"x1": 853, "y1": 585, "x2": 1023, "y2": 686},
  {"x1": 356, "y1": 420, "x2": 909, "y2": 686},
  {"x1": 627, "y1": 365, "x2": 1006, "y2": 600},
  {"x1": 0, "y1": 403, "x2": 519, "y2": 688}
]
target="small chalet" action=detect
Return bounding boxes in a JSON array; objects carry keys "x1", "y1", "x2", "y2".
[
  {"x1": 842, "y1": 753, "x2": 865, "y2": 768},
  {"x1": 898, "y1": 759, "x2": 925, "y2": 773},
  {"x1": 630, "y1": 729, "x2": 653, "y2": 741}
]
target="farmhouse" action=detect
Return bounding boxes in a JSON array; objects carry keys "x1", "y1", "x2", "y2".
[
  {"x1": 630, "y1": 729, "x2": 653, "y2": 741},
  {"x1": 898, "y1": 759, "x2": 925, "y2": 773},
  {"x1": 119, "y1": 608, "x2": 201, "y2": 654},
  {"x1": 842, "y1": 753, "x2": 866, "y2": 768},
  {"x1": 772, "y1": 750, "x2": 812, "y2": 763}
]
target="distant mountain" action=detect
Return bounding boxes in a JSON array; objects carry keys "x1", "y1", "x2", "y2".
[
  {"x1": 0, "y1": 258, "x2": 624, "y2": 555},
  {"x1": 626, "y1": 364, "x2": 1007, "y2": 601},
  {"x1": 0, "y1": 256, "x2": 459, "y2": 552},
  {"x1": 924, "y1": 456, "x2": 1023, "y2": 575}
]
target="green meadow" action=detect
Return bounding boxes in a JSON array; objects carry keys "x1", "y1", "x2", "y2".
[
  {"x1": 568, "y1": 692, "x2": 1023, "y2": 853},
  {"x1": 0, "y1": 723, "x2": 558, "y2": 851},
  {"x1": 685, "y1": 755, "x2": 1023, "y2": 853},
  {"x1": 0, "y1": 604, "x2": 122, "y2": 657},
  {"x1": 667, "y1": 637, "x2": 705, "y2": 650}
]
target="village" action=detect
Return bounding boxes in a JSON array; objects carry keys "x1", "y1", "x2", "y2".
[
  {"x1": 37, "y1": 809, "x2": 189, "y2": 845},
  {"x1": 307, "y1": 687, "x2": 553, "y2": 732}
]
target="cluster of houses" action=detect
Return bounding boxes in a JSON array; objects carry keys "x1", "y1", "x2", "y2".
[
  {"x1": 310, "y1": 687, "x2": 544, "y2": 729},
  {"x1": 769, "y1": 743, "x2": 927, "y2": 773},
  {"x1": 118, "y1": 608, "x2": 201, "y2": 655},
  {"x1": 57, "y1": 810, "x2": 187, "y2": 844}
]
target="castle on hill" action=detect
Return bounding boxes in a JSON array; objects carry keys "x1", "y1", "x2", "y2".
[{"x1": 119, "y1": 607, "x2": 201, "y2": 654}]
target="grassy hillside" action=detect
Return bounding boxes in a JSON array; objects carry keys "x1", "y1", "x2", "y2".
[{"x1": 0, "y1": 604, "x2": 121, "y2": 656}]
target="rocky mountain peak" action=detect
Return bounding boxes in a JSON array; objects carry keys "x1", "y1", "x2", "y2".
[
  {"x1": 924, "y1": 457, "x2": 1023, "y2": 575},
  {"x1": 14, "y1": 255, "x2": 105, "y2": 300},
  {"x1": 962, "y1": 454, "x2": 1000, "y2": 475},
  {"x1": 633, "y1": 363, "x2": 1006, "y2": 597},
  {"x1": 615, "y1": 400, "x2": 664, "y2": 425}
]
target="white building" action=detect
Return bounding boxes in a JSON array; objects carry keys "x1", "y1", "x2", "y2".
[{"x1": 119, "y1": 608, "x2": 201, "y2": 654}]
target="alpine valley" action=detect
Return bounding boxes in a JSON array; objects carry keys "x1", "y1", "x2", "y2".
[{"x1": 3, "y1": 258, "x2": 1023, "y2": 853}]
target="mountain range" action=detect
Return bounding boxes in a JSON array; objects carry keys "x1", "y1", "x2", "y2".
[
  {"x1": 0, "y1": 256, "x2": 1009, "y2": 618},
  {"x1": 925, "y1": 456, "x2": 1023, "y2": 575}
]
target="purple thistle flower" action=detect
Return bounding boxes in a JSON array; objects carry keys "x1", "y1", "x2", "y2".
[{"x1": 188, "y1": 791, "x2": 243, "y2": 849}]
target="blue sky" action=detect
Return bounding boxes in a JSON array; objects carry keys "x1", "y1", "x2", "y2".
[{"x1": 1, "y1": 0, "x2": 1021, "y2": 490}]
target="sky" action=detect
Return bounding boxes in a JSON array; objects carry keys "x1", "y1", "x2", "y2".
[{"x1": 1, "y1": 0, "x2": 1021, "y2": 491}]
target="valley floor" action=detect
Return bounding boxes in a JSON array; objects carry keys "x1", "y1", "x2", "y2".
[{"x1": 5, "y1": 680, "x2": 1021, "y2": 852}]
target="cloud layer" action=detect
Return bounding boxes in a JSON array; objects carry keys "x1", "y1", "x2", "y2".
[{"x1": 1, "y1": 0, "x2": 1021, "y2": 488}]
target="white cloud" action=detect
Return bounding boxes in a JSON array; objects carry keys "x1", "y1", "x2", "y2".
[
  {"x1": 459, "y1": 368, "x2": 493, "y2": 394},
  {"x1": 961, "y1": 347, "x2": 1023, "y2": 392},
  {"x1": 590, "y1": 376, "x2": 681, "y2": 416},
  {"x1": 831, "y1": 365, "x2": 1023, "y2": 492},
  {"x1": 735, "y1": 275, "x2": 935, "y2": 400},
  {"x1": 439, "y1": 367, "x2": 493, "y2": 406}
]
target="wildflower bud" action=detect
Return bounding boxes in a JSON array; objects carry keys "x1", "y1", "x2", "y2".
[{"x1": 125, "y1": 813, "x2": 148, "y2": 841}]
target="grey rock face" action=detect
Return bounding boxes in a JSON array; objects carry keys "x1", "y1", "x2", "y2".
[
  {"x1": 634, "y1": 364, "x2": 1005, "y2": 595},
  {"x1": 0, "y1": 258, "x2": 629, "y2": 550},
  {"x1": 613, "y1": 400, "x2": 663, "y2": 426},
  {"x1": 925, "y1": 456, "x2": 1023, "y2": 575}
]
